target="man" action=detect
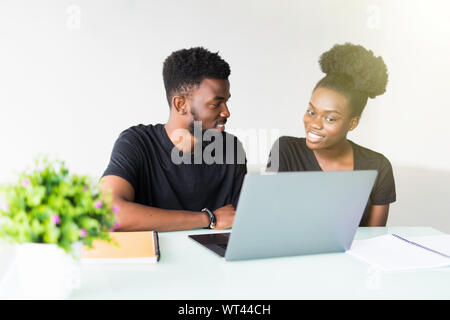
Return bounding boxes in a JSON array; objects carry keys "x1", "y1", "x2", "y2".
[{"x1": 101, "y1": 47, "x2": 247, "y2": 232}]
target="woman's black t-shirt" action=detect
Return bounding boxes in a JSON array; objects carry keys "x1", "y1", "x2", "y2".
[
  {"x1": 266, "y1": 136, "x2": 396, "y2": 226},
  {"x1": 103, "y1": 124, "x2": 247, "y2": 212}
]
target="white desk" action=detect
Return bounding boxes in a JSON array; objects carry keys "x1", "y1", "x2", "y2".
[{"x1": 71, "y1": 227, "x2": 450, "y2": 299}]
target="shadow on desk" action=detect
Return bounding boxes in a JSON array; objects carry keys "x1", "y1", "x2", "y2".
[{"x1": 388, "y1": 166, "x2": 450, "y2": 233}]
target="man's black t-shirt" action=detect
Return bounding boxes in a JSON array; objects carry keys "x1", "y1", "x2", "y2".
[
  {"x1": 266, "y1": 136, "x2": 396, "y2": 226},
  {"x1": 103, "y1": 124, "x2": 247, "y2": 212}
]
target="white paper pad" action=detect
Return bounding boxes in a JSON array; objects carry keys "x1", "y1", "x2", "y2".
[{"x1": 347, "y1": 234, "x2": 450, "y2": 271}]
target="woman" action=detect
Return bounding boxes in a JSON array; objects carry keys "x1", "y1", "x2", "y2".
[{"x1": 267, "y1": 43, "x2": 396, "y2": 226}]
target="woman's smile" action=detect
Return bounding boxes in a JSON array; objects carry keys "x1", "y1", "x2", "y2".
[{"x1": 306, "y1": 130, "x2": 325, "y2": 143}]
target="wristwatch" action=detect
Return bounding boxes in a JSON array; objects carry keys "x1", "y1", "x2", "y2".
[{"x1": 201, "y1": 208, "x2": 217, "y2": 229}]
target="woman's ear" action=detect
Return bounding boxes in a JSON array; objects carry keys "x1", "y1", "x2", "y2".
[{"x1": 348, "y1": 117, "x2": 360, "y2": 131}]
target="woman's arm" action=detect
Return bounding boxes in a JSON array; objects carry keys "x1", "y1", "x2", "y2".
[{"x1": 367, "y1": 204, "x2": 390, "y2": 226}]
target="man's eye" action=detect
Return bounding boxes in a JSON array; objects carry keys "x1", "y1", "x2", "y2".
[
  {"x1": 211, "y1": 103, "x2": 219, "y2": 108},
  {"x1": 306, "y1": 109, "x2": 315, "y2": 116},
  {"x1": 326, "y1": 117, "x2": 336, "y2": 122}
]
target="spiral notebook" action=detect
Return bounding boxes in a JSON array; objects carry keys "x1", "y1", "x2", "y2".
[
  {"x1": 82, "y1": 231, "x2": 160, "y2": 263},
  {"x1": 347, "y1": 233, "x2": 450, "y2": 271}
]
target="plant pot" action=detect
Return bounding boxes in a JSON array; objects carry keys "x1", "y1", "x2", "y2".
[{"x1": 0, "y1": 242, "x2": 82, "y2": 299}]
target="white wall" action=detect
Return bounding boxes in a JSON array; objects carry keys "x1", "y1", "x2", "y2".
[{"x1": 1, "y1": 1, "x2": 449, "y2": 229}]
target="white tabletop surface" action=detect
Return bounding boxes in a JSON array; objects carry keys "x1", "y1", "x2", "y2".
[{"x1": 69, "y1": 226, "x2": 450, "y2": 299}]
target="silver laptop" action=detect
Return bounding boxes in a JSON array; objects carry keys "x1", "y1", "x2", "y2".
[{"x1": 189, "y1": 170, "x2": 377, "y2": 261}]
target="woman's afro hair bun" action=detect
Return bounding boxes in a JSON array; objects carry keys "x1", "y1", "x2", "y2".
[{"x1": 319, "y1": 43, "x2": 388, "y2": 98}]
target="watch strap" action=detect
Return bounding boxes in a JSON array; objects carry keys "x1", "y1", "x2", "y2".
[{"x1": 201, "y1": 208, "x2": 216, "y2": 229}]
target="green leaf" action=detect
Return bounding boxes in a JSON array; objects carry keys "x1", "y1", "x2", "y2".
[
  {"x1": 25, "y1": 186, "x2": 46, "y2": 207},
  {"x1": 78, "y1": 216, "x2": 100, "y2": 230},
  {"x1": 30, "y1": 218, "x2": 44, "y2": 236},
  {"x1": 43, "y1": 220, "x2": 60, "y2": 243},
  {"x1": 61, "y1": 221, "x2": 80, "y2": 243}
]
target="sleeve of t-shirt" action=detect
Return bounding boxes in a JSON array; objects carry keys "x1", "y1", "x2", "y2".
[
  {"x1": 102, "y1": 129, "x2": 143, "y2": 191},
  {"x1": 231, "y1": 137, "x2": 247, "y2": 208},
  {"x1": 266, "y1": 136, "x2": 290, "y2": 172},
  {"x1": 370, "y1": 156, "x2": 396, "y2": 205}
]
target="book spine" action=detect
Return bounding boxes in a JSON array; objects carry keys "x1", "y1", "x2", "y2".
[{"x1": 154, "y1": 231, "x2": 160, "y2": 262}]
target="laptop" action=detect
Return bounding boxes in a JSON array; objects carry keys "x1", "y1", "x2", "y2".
[{"x1": 189, "y1": 170, "x2": 377, "y2": 261}]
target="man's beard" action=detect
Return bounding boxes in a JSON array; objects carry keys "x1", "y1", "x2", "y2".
[
  {"x1": 188, "y1": 109, "x2": 202, "y2": 136},
  {"x1": 188, "y1": 108, "x2": 224, "y2": 135}
]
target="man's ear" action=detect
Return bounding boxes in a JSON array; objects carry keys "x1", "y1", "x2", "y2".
[
  {"x1": 348, "y1": 117, "x2": 360, "y2": 131},
  {"x1": 172, "y1": 95, "x2": 187, "y2": 115}
]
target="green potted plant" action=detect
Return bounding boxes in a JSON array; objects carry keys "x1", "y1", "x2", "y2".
[{"x1": 0, "y1": 156, "x2": 118, "y2": 299}]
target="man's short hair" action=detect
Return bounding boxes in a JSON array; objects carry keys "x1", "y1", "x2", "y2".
[{"x1": 162, "y1": 47, "x2": 231, "y2": 107}]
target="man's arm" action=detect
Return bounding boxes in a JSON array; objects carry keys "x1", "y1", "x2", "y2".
[{"x1": 100, "y1": 175, "x2": 235, "y2": 232}]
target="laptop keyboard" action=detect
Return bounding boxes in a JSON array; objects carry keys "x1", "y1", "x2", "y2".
[
  {"x1": 216, "y1": 243, "x2": 228, "y2": 250},
  {"x1": 188, "y1": 232, "x2": 230, "y2": 257}
]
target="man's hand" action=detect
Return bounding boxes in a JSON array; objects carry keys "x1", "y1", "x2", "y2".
[{"x1": 213, "y1": 204, "x2": 236, "y2": 229}]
